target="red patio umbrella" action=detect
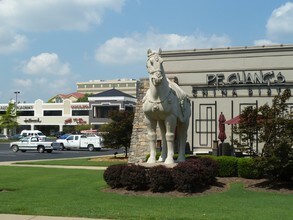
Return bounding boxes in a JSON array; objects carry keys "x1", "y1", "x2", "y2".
[
  {"x1": 218, "y1": 112, "x2": 227, "y2": 143},
  {"x1": 224, "y1": 115, "x2": 240, "y2": 125}
]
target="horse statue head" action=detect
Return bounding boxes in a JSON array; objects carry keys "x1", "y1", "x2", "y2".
[{"x1": 146, "y1": 49, "x2": 164, "y2": 86}]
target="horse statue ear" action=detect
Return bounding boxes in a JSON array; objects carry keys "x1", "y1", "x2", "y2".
[
  {"x1": 147, "y1": 49, "x2": 152, "y2": 56},
  {"x1": 158, "y1": 48, "x2": 162, "y2": 54}
]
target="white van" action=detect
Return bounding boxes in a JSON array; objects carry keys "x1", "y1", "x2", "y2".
[{"x1": 20, "y1": 130, "x2": 47, "y2": 141}]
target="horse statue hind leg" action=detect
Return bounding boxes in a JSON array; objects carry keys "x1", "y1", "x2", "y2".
[
  {"x1": 144, "y1": 117, "x2": 158, "y2": 164},
  {"x1": 157, "y1": 121, "x2": 167, "y2": 162}
]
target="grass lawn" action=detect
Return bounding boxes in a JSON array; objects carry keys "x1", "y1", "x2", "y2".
[
  {"x1": 15, "y1": 156, "x2": 127, "y2": 167},
  {"x1": 0, "y1": 166, "x2": 292, "y2": 220}
]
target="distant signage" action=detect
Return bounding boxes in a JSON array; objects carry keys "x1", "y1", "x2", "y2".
[
  {"x1": 24, "y1": 118, "x2": 41, "y2": 123},
  {"x1": 71, "y1": 104, "x2": 90, "y2": 109},
  {"x1": 0, "y1": 105, "x2": 33, "y2": 110},
  {"x1": 64, "y1": 118, "x2": 87, "y2": 124}
]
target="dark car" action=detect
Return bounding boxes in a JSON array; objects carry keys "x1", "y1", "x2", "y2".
[
  {"x1": 0, "y1": 134, "x2": 8, "y2": 140},
  {"x1": 9, "y1": 134, "x2": 23, "y2": 140},
  {"x1": 59, "y1": 133, "x2": 71, "y2": 139}
]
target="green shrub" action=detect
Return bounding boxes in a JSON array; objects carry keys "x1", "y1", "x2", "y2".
[
  {"x1": 214, "y1": 156, "x2": 238, "y2": 177},
  {"x1": 103, "y1": 164, "x2": 128, "y2": 188},
  {"x1": 148, "y1": 165, "x2": 174, "y2": 192},
  {"x1": 238, "y1": 158, "x2": 264, "y2": 179},
  {"x1": 120, "y1": 164, "x2": 148, "y2": 190},
  {"x1": 146, "y1": 152, "x2": 178, "y2": 161}
]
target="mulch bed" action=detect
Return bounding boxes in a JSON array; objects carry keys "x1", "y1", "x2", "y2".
[{"x1": 103, "y1": 177, "x2": 293, "y2": 197}]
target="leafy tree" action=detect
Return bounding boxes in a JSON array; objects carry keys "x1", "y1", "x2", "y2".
[
  {"x1": 76, "y1": 93, "x2": 92, "y2": 102},
  {"x1": 99, "y1": 111, "x2": 134, "y2": 157},
  {"x1": 74, "y1": 124, "x2": 92, "y2": 133},
  {"x1": 0, "y1": 102, "x2": 18, "y2": 135},
  {"x1": 258, "y1": 89, "x2": 293, "y2": 181},
  {"x1": 234, "y1": 89, "x2": 292, "y2": 181},
  {"x1": 233, "y1": 106, "x2": 260, "y2": 151}
]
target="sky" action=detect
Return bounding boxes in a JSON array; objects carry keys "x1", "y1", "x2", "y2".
[{"x1": 1, "y1": 0, "x2": 293, "y2": 103}]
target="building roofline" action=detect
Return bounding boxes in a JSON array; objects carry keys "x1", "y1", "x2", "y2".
[{"x1": 160, "y1": 44, "x2": 293, "y2": 58}]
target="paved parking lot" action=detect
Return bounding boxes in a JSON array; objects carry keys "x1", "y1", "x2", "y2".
[{"x1": 0, "y1": 142, "x2": 122, "y2": 162}]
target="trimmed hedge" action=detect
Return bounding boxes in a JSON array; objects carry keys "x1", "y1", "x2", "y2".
[
  {"x1": 238, "y1": 157, "x2": 264, "y2": 179},
  {"x1": 103, "y1": 156, "x2": 266, "y2": 193},
  {"x1": 213, "y1": 156, "x2": 238, "y2": 177}
]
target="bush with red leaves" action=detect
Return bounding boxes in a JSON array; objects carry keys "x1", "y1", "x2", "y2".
[
  {"x1": 148, "y1": 165, "x2": 174, "y2": 192},
  {"x1": 103, "y1": 164, "x2": 128, "y2": 188},
  {"x1": 172, "y1": 158, "x2": 219, "y2": 193},
  {"x1": 120, "y1": 164, "x2": 148, "y2": 190}
]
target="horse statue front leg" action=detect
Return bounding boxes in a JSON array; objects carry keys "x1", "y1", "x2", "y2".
[
  {"x1": 164, "y1": 115, "x2": 177, "y2": 164},
  {"x1": 145, "y1": 117, "x2": 158, "y2": 163}
]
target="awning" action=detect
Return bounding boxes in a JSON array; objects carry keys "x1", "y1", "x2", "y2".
[{"x1": 224, "y1": 115, "x2": 240, "y2": 125}]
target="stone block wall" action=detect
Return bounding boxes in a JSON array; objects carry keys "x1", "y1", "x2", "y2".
[{"x1": 128, "y1": 78, "x2": 149, "y2": 163}]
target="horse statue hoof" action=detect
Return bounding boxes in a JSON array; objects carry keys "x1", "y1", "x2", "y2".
[
  {"x1": 147, "y1": 157, "x2": 156, "y2": 164},
  {"x1": 164, "y1": 157, "x2": 174, "y2": 164}
]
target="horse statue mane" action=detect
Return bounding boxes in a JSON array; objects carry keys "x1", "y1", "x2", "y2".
[{"x1": 143, "y1": 49, "x2": 191, "y2": 164}]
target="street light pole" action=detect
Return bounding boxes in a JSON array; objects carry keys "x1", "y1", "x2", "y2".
[
  {"x1": 13, "y1": 91, "x2": 20, "y2": 135},
  {"x1": 14, "y1": 91, "x2": 20, "y2": 105}
]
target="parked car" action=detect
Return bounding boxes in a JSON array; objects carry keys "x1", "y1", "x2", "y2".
[
  {"x1": 20, "y1": 130, "x2": 47, "y2": 141},
  {"x1": 52, "y1": 134, "x2": 103, "y2": 151},
  {"x1": 0, "y1": 134, "x2": 8, "y2": 140},
  {"x1": 10, "y1": 136, "x2": 53, "y2": 153},
  {"x1": 9, "y1": 134, "x2": 23, "y2": 140},
  {"x1": 59, "y1": 133, "x2": 71, "y2": 139}
]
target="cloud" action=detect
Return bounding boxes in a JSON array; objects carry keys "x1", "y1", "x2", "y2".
[
  {"x1": 253, "y1": 39, "x2": 279, "y2": 46},
  {"x1": 266, "y1": 2, "x2": 293, "y2": 40},
  {"x1": 0, "y1": 28, "x2": 28, "y2": 54},
  {"x1": 11, "y1": 53, "x2": 76, "y2": 101},
  {"x1": 0, "y1": 0, "x2": 125, "y2": 32},
  {"x1": 13, "y1": 79, "x2": 32, "y2": 87},
  {"x1": 22, "y1": 53, "x2": 71, "y2": 76},
  {"x1": 95, "y1": 31, "x2": 231, "y2": 65}
]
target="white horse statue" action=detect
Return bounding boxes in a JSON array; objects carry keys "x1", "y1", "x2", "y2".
[{"x1": 143, "y1": 49, "x2": 191, "y2": 164}]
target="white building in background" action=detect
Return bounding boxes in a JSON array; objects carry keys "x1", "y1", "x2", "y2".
[
  {"x1": 0, "y1": 99, "x2": 90, "y2": 135},
  {"x1": 160, "y1": 44, "x2": 293, "y2": 154},
  {"x1": 76, "y1": 78, "x2": 139, "y2": 98}
]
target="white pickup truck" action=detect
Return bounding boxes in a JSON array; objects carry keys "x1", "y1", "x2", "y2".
[
  {"x1": 53, "y1": 134, "x2": 103, "y2": 151},
  {"x1": 10, "y1": 136, "x2": 53, "y2": 153}
]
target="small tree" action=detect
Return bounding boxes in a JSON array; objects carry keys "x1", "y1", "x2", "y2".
[
  {"x1": 258, "y1": 89, "x2": 293, "y2": 181},
  {"x1": 74, "y1": 124, "x2": 92, "y2": 133},
  {"x1": 76, "y1": 93, "x2": 92, "y2": 102},
  {"x1": 0, "y1": 102, "x2": 18, "y2": 135},
  {"x1": 99, "y1": 111, "x2": 134, "y2": 157},
  {"x1": 233, "y1": 106, "x2": 260, "y2": 150}
]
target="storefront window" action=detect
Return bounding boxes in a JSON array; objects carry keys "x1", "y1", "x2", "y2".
[{"x1": 43, "y1": 110, "x2": 62, "y2": 116}]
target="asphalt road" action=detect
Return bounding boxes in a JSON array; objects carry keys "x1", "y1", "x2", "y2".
[{"x1": 0, "y1": 142, "x2": 123, "y2": 162}]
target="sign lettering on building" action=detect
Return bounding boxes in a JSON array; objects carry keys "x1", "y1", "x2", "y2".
[
  {"x1": 71, "y1": 104, "x2": 90, "y2": 109},
  {"x1": 24, "y1": 118, "x2": 41, "y2": 123},
  {"x1": 206, "y1": 71, "x2": 285, "y2": 85},
  {"x1": 192, "y1": 70, "x2": 292, "y2": 98}
]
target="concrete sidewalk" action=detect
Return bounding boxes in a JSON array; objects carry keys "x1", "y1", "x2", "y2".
[
  {"x1": 0, "y1": 214, "x2": 109, "y2": 220},
  {"x1": 0, "y1": 157, "x2": 109, "y2": 170},
  {"x1": 0, "y1": 161, "x2": 107, "y2": 170}
]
